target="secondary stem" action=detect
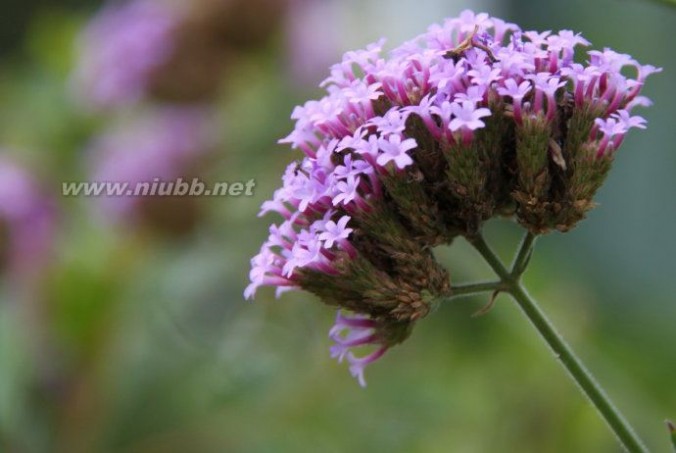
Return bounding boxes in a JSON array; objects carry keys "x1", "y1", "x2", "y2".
[
  {"x1": 511, "y1": 231, "x2": 537, "y2": 277},
  {"x1": 450, "y1": 281, "x2": 503, "y2": 297},
  {"x1": 467, "y1": 233, "x2": 648, "y2": 453}
]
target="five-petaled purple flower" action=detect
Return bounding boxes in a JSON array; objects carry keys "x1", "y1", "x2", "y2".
[
  {"x1": 376, "y1": 135, "x2": 417, "y2": 170},
  {"x1": 449, "y1": 101, "x2": 492, "y2": 144}
]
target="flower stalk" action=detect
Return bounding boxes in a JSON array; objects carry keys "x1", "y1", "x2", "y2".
[
  {"x1": 449, "y1": 281, "x2": 504, "y2": 298},
  {"x1": 463, "y1": 232, "x2": 648, "y2": 453},
  {"x1": 511, "y1": 231, "x2": 537, "y2": 278}
]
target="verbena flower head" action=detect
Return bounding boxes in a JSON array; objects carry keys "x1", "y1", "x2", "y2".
[
  {"x1": 88, "y1": 107, "x2": 213, "y2": 229},
  {"x1": 248, "y1": 10, "x2": 659, "y2": 385},
  {"x1": 0, "y1": 157, "x2": 55, "y2": 279}
]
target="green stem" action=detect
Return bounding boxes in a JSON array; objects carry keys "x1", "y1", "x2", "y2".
[
  {"x1": 450, "y1": 281, "x2": 504, "y2": 297},
  {"x1": 468, "y1": 233, "x2": 648, "y2": 453},
  {"x1": 468, "y1": 233, "x2": 511, "y2": 281},
  {"x1": 511, "y1": 231, "x2": 537, "y2": 277}
]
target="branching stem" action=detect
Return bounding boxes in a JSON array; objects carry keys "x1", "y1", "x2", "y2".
[{"x1": 453, "y1": 232, "x2": 649, "y2": 453}]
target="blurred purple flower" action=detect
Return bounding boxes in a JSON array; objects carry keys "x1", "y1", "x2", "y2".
[
  {"x1": 73, "y1": 0, "x2": 179, "y2": 109},
  {"x1": 285, "y1": 0, "x2": 342, "y2": 87},
  {"x1": 88, "y1": 107, "x2": 214, "y2": 221},
  {"x1": 0, "y1": 157, "x2": 55, "y2": 278}
]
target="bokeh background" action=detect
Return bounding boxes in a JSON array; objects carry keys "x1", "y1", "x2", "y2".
[{"x1": 0, "y1": 0, "x2": 674, "y2": 451}]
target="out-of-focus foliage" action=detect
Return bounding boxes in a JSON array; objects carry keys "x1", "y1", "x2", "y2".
[{"x1": 0, "y1": 0, "x2": 674, "y2": 452}]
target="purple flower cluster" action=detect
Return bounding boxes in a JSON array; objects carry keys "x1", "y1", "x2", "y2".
[
  {"x1": 248, "y1": 10, "x2": 659, "y2": 385},
  {"x1": 329, "y1": 312, "x2": 388, "y2": 387},
  {"x1": 593, "y1": 110, "x2": 647, "y2": 157},
  {"x1": 73, "y1": 0, "x2": 178, "y2": 109}
]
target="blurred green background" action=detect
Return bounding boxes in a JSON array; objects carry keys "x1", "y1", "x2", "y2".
[{"x1": 0, "y1": 0, "x2": 674, "y2": 452}]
